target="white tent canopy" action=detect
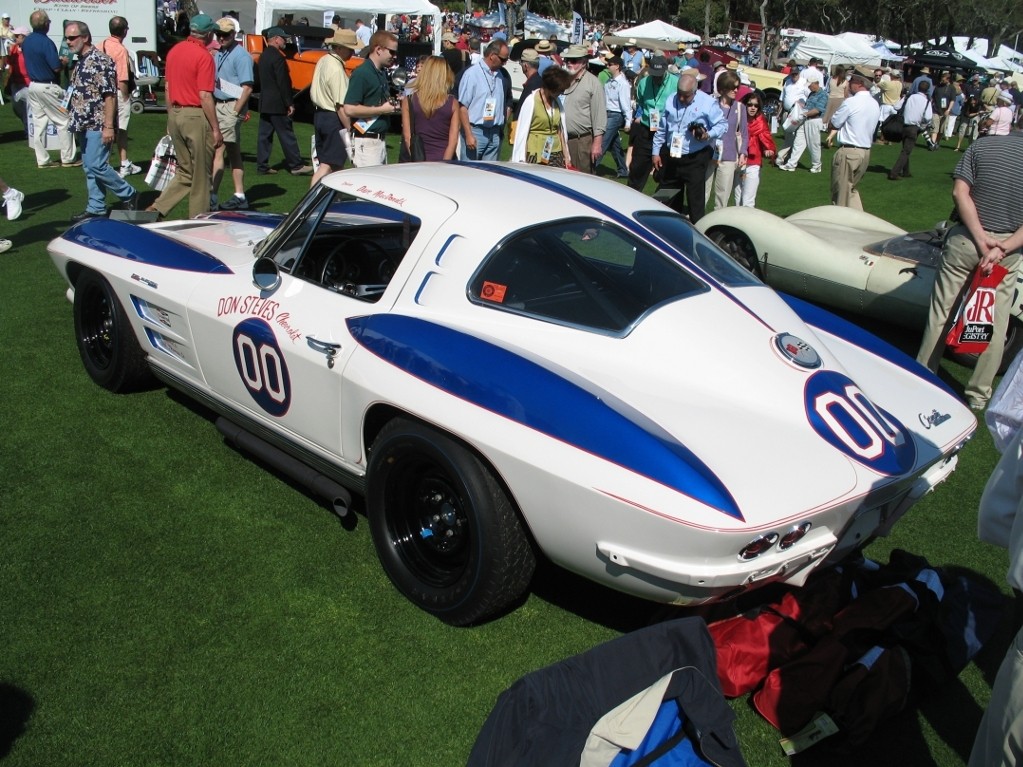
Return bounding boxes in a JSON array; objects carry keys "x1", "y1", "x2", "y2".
[
  {"x1": 254, "y1": 0, "x2": 442, "y2": 53},
  {"x1": 786, "y1": 30, "x2": 881, "y2": 68},
  {"x1": 616, "y1": 19, "x2": 699, "y2": 44}
]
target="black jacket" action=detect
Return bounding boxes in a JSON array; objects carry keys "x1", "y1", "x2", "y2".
[
  {"x1": 258, "y1": 45, "x2": 293, "y2": 114},
  {"x1": 467, "y1": 617, "x2": 747, "y2": 767}
]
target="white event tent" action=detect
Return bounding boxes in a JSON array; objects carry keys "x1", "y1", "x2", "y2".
[
  {"x1": 616, "y1": 19, "x2": 700, "y2": 44},
  {"x1": 785, "y1": 30, "x2": 882, "y2": 68}
]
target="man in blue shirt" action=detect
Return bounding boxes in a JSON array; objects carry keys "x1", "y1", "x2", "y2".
[
  {"x1": 458, "y1": 39, "x2": 509, "y2": 161},
  {"x1": 211, "y1": 17, "x2": 254, "y2": 209},
  {"x1": 23, "y1": 10, "x2": 78, "y2": 167},
  {"x1": 651, "y1": 70, "x2": 726, "y2": 222}
]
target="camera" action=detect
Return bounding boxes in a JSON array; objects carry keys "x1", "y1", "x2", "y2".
[{"x1": 688, "y1": 121, "x2": 706, "y2": 137}]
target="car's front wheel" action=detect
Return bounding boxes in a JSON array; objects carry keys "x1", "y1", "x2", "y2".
[
  {"x1": 706, "y1": 226, "x2": 762, "y2": 277},
  {"x1": 367, "y1": 419, "x2": 535, "y2": 626},
  {"x1": 73, "y1": 269, "x2": 152, "y2": 392},
  {"x1": 947, "y1": 315, "x2": 1023, "y2": 375}
]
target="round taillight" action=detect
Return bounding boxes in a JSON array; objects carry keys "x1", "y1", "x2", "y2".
[
  {"x1": 738, "y1": 533, "x2": 779, "y2": 561},
  {"x1": 778, "y1": 522, "x2": 812, "y2": 550}
]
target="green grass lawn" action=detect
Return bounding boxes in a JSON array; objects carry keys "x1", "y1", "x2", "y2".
[{"x1": 0, "y1": 103, "x2": 1014, "y2": 766}]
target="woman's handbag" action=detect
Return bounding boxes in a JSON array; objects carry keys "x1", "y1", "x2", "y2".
[{"x1": 399, "y1": 95, "x2": 429, "y2": 162}]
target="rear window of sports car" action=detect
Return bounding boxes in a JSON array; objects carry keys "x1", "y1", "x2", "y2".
[
  {"x1": 469, "y1": 219, "x2": 707, "y2": 334},
  {"x1": 635, "y1": 212, "x2": 761, "y2": 287}
]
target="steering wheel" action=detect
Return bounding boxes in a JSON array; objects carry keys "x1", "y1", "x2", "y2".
[{"x1": 320, "y1": 237, "x2": 399, "y2": 296}]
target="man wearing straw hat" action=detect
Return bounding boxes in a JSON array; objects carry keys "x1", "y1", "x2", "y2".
[{"x1": 310, "y1": 27, "x2": 357, "y2": 185}]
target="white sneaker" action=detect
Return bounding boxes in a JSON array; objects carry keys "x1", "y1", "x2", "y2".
[
  {"x1": 3, "y1": 187, "x2": 23, "y2": 221},
  {"x1": 809, "y1": 165, "x2": 821, "y2": 174},
  {"x1": 779, "y1": 164, "x2": 796, "y2": 172},
  {"x1": 0, "y1": 238, "x2": 11, "y2": 254},
  {"x1": 119, "y1": 162, "x2": 142, "y2": 178}
]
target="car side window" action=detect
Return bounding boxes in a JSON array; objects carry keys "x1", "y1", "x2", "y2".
[
  {"x1": 636, "y1": 211, "x2": 761, "y2": 287},
  {"x1": 269, "y1": 190, "x2": 421, "y2": 303},
  {"x1": 469, "y1": 219, "x2": 707, "y2": 334},
  {"x1": 261, "y1": 185, "x2": 334, "y2": 270}
]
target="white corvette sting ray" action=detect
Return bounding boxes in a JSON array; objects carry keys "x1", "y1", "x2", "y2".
[{"x1": 49, "y1": 163, "x2": 975, "y2": 625}]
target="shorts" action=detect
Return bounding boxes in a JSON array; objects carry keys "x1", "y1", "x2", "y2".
[
  {"x1": 215, "y1": 100, "x2": 242, "y2": 143},
  {"x1": 313, "y1": 109, "x2": 348, "y2": 168},
  {"x1": 116, "y1": 91, "x2": 131, "y2": 130}
]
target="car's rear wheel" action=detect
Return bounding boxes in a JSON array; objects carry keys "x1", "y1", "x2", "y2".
[
  {"x1": 73, "y1": 269, "x2": 152, "y2": 392},
  {"x1": 367, "y1": 419, "x2": 535, "y2": 626},
  {"x1": 706, "y1": 226, "x2": 762, "y2": 277},
  {"x1": 947, "y1": 316, "x2": 1023, "y2": 375}
]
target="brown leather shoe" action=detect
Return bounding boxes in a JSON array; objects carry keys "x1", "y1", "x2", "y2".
[{"x1": 289, "y1": 165, "x2": 314, "y2": 176}]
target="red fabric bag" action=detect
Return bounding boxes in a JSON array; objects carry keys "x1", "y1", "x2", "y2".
[
  {"x1": 945, "y1": 264, "x2": 1009, "y2": 354},
  {"x1": 709, "y1": 569, "x2": 852, "y2": 698}
]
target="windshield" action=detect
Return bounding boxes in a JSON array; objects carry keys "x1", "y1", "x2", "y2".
[
  {"x1": 635, "y1": 211, "x2": 762, "y2": 287},
  {"x1": 469, "y1": 218, "x2": 707, "y2": 334}
]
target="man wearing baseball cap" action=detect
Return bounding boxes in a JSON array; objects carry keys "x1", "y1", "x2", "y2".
[
  {"x1": 256, "y1": 27, "x2": 313, "y2": 176},
  {"x1": 310, "y1": 28, "x2": 357, "y2": 184},
  {"x1": 626, "y1": 55, "x2": 677, "y2": 190},
  {"x1": 146, "y1": 13, "x2": 223, "y2": 218},
  {"x1": 210, "y1": 17, "x2": 254, "y2": 209}
]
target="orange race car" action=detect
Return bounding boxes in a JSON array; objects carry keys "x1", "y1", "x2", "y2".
[{"x1": 246, "y1": 26, "x2": 364, "y2": 112}]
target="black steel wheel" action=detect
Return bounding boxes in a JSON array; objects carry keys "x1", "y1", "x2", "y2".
[
  {"x1": 72, "y1": 269, "x2": 151, "y2": 392},
  {"x1": 367, "y1": 419, "x2": 535, "y2": 626},
  {"x1": 706, "y1": 226, "x2": 762, "y2": 277},
  {"x1": 948, "y1": 316, "x2": 1023, "y2": 375}
]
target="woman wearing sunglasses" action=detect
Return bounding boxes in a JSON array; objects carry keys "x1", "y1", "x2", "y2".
[{"x1": 734, "y1": 92, "x2": 776, "y2": 207}]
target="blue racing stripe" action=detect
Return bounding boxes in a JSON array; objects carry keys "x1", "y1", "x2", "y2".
[
  {"x1": 348, "y1": 313, "x2": 743, "y2": 520},
  {"x1": 781, "y1": 293, "x2": 958, "y2": 398},
  {"x1": 62, "y1": 217, "x2": 233, "y2": 274},
  {"x1": 203, "y1": 210, "x2": 285, "y2": 228}
]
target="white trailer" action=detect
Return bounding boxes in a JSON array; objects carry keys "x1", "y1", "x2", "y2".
[{"x1": 8, "y1": 0, "x2": 158, "y2": 53}]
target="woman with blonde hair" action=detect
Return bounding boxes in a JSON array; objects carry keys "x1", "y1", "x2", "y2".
[
  {"x1": 511, "y1": 66, "x2": 573, "y2": 166},
  {"x1": 401, "y1": 56, "x2": 460, "y2": 161}
]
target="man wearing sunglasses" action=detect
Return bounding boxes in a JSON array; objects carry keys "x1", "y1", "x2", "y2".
[
  {"x1": 211, "y1": 17, "x2": 254, "y2": 209},
  {"x1": 63, "y1": 20, "x2": 138, "y2": 221},
  {"x1": 344, "y1": 30, "x2": 401, "y2": 167},
  {"x1": 457, "y1": 40, "x2": 510, "y2": 161}
]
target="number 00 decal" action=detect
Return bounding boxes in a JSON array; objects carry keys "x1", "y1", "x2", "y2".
[
  {"x1": 233, "y1": 318, "x2": 291, "y2": 417},
  {"x1": 805, "y1": 371, "x2": 916, "y2": 476}
]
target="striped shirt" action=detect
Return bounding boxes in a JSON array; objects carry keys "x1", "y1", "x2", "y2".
[{"x1": 954, "y1": 134, "x2": 1023, "y2": 234}]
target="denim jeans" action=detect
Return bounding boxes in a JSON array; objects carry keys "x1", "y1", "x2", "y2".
[
  {"x1": 599, "y1": 111, "x2": 628, "y2": 175},
  {"x1": 79, "y1": 130, "x2": 134, "y2": 214},
  {"x1": 462, "y1": 123, "x2": 503, "y2": 161}
]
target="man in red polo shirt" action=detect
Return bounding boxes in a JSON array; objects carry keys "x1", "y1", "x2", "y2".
[{"x1": 146, "y1": 13, "x2": 223, "y2": 218}]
